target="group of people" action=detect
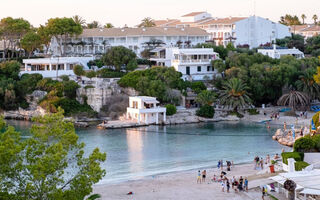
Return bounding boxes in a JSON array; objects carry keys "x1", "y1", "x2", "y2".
[
  {"x1": 253, "y1": 154, "x2": 280, "y2": 170},
  {"x1": 211, "y1": 172, "x2": 248, "y2": 193},
  {"x1": 217, "y1": 160, "x2": 233, "y2": 171}
]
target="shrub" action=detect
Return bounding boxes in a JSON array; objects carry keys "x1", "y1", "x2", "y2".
[
  {"x1": 282, "y1": 152, "x2": 304, "y2": 165},
  {"x1": 312, "y1": 134, "x2": 320, "y2": 152},
  {"x1": 165, "y1": 104, "x2": 177, "y2": 116},
  {"x1": 97, "y1": 68, "x2": 125, "y2": 78},
  {"x1": 63, "y1": 80, "x2": 80, "y2": 99},
  {"x1": 295, "y1": 161, "x2": 309, "y2": 171},
  {"x1": 54, "y1": 98, "x2": 97, "y2": 117},
  {"x1": 73, "y1": 65, "x2": 85, "y2": 76},
  {"x1": 294, "y1": 136, "x2": 316, "y2": 152},
  {"x1": 196, "y1": 105, "x2": 214, "y2": 118},
  {"x1": 84, "y1": 85, "x2": 95, "y2": 89},
  {"x1": 59, "y1": 75, "x2": 69, "y2": 81},
  {"x1": 228, "y1": 111, "x2": 244, "y2": 118},
  {"x1": 85, "y1": 71, "x2": 96, "y2": 79},
  {"x1": 191, "y1": 82, "x2": 207, "y2": 94},
  {"x1": 248, "y1": 108, "x2": 259, "y2": 115}
]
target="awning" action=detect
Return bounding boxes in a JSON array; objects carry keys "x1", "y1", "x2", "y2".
[{"x1": 144, "y1": 100, "x2": 159, "y2": 104}]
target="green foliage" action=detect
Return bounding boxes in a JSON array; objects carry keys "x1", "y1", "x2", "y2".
[
  {"x1": 276, "y1": 34, "x2": 305, "y2": 52},
  {"x1": 85, "y1": 71, "x2": 97, "y2": 79},
  {"x1": 84, "y1": 85, "x2": 95, "y2": 89},
  {"x1": 196, "y1": 105, "x2": 215, "y2": 118},
  {"x1": 102, "y1": 46, "x2": 137, "y2": 71},
  {"x1": 281, "y1": 152, "x2": 304, "y2": 164},
  {"x1": 305, "y1": 35, "x2": 320, "y2": 56},
  {"x1": 16, "y1": 73, "x2": 43, "y2": 95},
  {"x1": 195, "y1": 43, "x2": 229, "y2": 59},
  {"x1": 247, "y1": 108, "x2": 259, "y2": 115},
  {"x1": 118, "y1": 67, "x2": 186, "y2": 102},
  {"x1": 0, "y1": 111, "x2": 106, "y2": 200},
  {"x1": 37, "y1": 78, "x2": 64, "y2": 97},
  {"x1": 0, "y1": 61, "x2": 21, "y2": 80},
  {"x1": 295, "y1": 161, "x2": 310, "y2": 171},
  {"x1": 59, "y1": 75, "x2": 69, "y2": 81},
  {"x1": 97, "y1": 68, "x2": 125, "y2": 78},
  {"x1": 63, "y1": 80, "x2": 80, "y2": 99},
  {"x1": 191, "y1": 82, "x2": 206, "y2": 94},
  {"x1": 294, "y1": 136, "x2": 316, "y2": 152},
  {"x1": 313, "y1": 134, "x2": 320, "y2": 151},
  {"x1": 212, "y1": 59, "x2": 226, "y2": 73},
  {"x1": 228, "y1": 111, "x2": 244, "y2": 118},
  {"x1": 20, "y1": 31, "x2": 41, "y2": 57},
  {"x1": 54, "y1": 98, "x2": 97, "y2": 117},
  {"x1": 87, "y1": 59, "x2": 104, "y2": 68},
  {"x1": 165, "y1": 104, "x2": 177, "y2": 116},
  {"x1": 73, "y1": 65, "x2": 85, "y2": 76},
  {"x1": 196, "y1": 90, "x2": 216, "y2": 105},
  {"x1": 279, "y1": 14, "x2": 302, "y2": 25},
  {"x1": 137, "y1": 58, "x2": 152, "y2": 65}
]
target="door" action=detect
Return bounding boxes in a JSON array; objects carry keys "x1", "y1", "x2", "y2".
[{"x1": 186, "y1": 66, "x2": 190, "y2": 75}]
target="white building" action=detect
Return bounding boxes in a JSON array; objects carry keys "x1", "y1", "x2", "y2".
[
  {"x1": 290, "y1": 25, "x2": 320, "y2": 39},
  {"x1": 155, "y1": 13, "x2": 291, "y2": 48},
  {"x1": 126, "y1": 96, "x2": 166, "y2": 125},
  {"x1": 150, "y1": 47, "x2": 219, "y2": 81},
  {"x1": 258, "y1": 45, "x2": 305, "y2": 59},
  {"x1": 48, "y1": 27, "x2": 210, "y2": 57},
  {"x1": 21, "y1": 57, "x2": 94, "y2": 78}
]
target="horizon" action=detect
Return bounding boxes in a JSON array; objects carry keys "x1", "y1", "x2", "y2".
[{"x1": 1, "y1": 0, "x2": 320, "y2": 27}]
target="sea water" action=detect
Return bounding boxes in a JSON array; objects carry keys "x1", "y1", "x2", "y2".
[{"x1": 9, "y1": 120, "x2": 290, "y2": 184}]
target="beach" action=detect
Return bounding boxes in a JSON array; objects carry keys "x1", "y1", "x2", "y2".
[{"x1": 93, "y1": 163, "x2": 279, "y2": 200}]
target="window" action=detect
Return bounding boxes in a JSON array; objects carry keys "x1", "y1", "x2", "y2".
[
  {"x1": 197, "y1": 66, "x2": 201, "y2": 72},
  {"x1": 207, "y1": 66, "x2": 210, "y2": 71},
  {"x1": 186, "y1": 66, "x2": 190, "y2": 75}
]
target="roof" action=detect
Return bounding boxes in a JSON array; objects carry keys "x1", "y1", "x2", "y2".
[
  {"x1": 181, "y1": 12, "x2": 206, "y2": 17},
  {"x1": 258, "y1": 48, "x2": 304, "y2": 55},
  {"x1": 198, "y1": 17, "x2": 247, "y2": 25},
  {"x1": 78, "y1": 27, "x2": 209, "y2": 37},
  {"x1": 130, "y1": 96, "x2": 159, "y2": 103},
  {"x1": 154, "y1": 19, "x2": 180, "y2": 27},
  {"x1": 23, "y1": 57, "x2": 94, "y2": 64},
  {"x1": 290, "y1": 25, "x2": 309, "y2": 32},
  {"x1": 301, "y1": 25, "x2": 320, "y2": 32}
]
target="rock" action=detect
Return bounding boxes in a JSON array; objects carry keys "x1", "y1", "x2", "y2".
[
  {"x1": 31, "y1": 90, "x2": 47, "y2": 100},
  {"x1": 74, "y1": 121, "x2": 89, "y2": 127},
  {"x1": 3, "y1": 106, "x2": 46, "y2": 120}
]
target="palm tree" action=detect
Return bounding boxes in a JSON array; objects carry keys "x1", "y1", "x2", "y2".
[
  {"x1": 277, "y1": 90, "x2": 310, "y2": 111},
  {"x1": 296, "y1": 69, "x2": 320, "y2": 100},
  {"x1": 138, "y1": 17, "x2": 156, "y2": 27},
  {"x1": 284, "y1": 180, "x2": 296, "y2": 200},
  {"x1": 104, "y1": 23, "x2": 114, "y2": 28},
  {"x1": 219, "y1": 78, "x2": 251, "y2": 112},
  {"x1": 87, "y1": 21, "x2": 100, "y2": 29},
  {"x1": 72, "y1": 15, "x2": 86, "y2": 27},
  {"x1": 301, "y1": 14, "x2": 306, "y2": 24},
  {"x1": 196, "y1": 90, "x2": 216, "y2": 106},
  {"x1": 87, "y1": 194, "x2": 101, "y2": 200},
  {"x1": 312, "y1": 14, "x2": 318, "y2": 24}
]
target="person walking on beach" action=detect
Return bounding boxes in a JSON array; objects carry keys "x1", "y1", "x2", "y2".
[
  {"x1": 266, "y1": 154, "x2": 270, "y2": 164},
  {"x1": 244, "y1": 178, "x2": 248, "y2": 192},
  {"x1": 260, "y1": 158, "x2": 264, "y2": 170},
  {"x1": 202, "y1": 170, "x2": 206, "y2": 183},
  {"x1": 262, "y1": 187, "x2": 266, "y2": 200},
  {"x1": 221, "y1": 181, "x2": 225, "y2": 192},
  {"x1": 231, "y1": 176, "x2": 235, "y2": 189},
  {"x1": 226, "y1": 179, "x2": 230, "y2": 193},
  {"x1": 197, "y1": 170, "x2": 201, "y2": 184},
  {"x1": 217, "y1": 160, "x2": 221, "y2": 169}
]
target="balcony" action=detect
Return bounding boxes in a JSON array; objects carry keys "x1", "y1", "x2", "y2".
[{"x1": 173, "y1": 59, "x2": 211, "y2": 64}]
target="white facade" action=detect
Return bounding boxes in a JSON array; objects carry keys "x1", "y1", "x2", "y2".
[
  {"x1": 150, "y1": 47, "x2": 219, "y2": 81},
  {"x1": 21, "y1": 57, "x2": 94, "y2": 78},
  {"x1": 126, "y1": 96, "x2": 166, "y2": 125},
  {"x1": 180, "y1": 12, "x2": 212, "y2": 23},
  {"x1": 48, "y1": 27, "x2": 209, "y2": 57},
  {"x1": 258, "y1": 45, "x2": 305, "y2": 59},
  {"x1": 234, "y1": 16, "x2": 290, "y2": 48}
]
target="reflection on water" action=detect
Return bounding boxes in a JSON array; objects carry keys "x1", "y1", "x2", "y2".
[{"x1": 7, "y1": 120, "x2": 290, "y2": 184}]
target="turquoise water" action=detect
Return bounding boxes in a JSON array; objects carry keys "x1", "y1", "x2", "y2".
[{"x1": 8, "y1": 120, "x2": 290, "y2": 184}]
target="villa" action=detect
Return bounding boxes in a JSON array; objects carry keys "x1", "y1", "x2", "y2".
[
  {"x1": 48, "y1": 27, "x2": 210, "y2": 57},
  {"x1": 290, "y1": 25, "x2": 320, "y2": 39},
  {"x1": 21, "y1": 57, "x2": 94, "y2": 78},
  {"x1": 150, "y1": 47, "x2": 219, "y2": 81},
  {"x1": 126, "y1": 96, "x2": 166, "y2": 125},
  {"x1": 154, "y1": 12, "x2": 291, "y2": 48},
  {"x1": 258, "y1": 45, "x2": 305, "y2": 59}
]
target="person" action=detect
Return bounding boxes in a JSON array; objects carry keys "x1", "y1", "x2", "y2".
[
  {"x1": 254, "y1": 156, "x2": 260, "y2": 170},
  {"x1": 266, "y1": 121, "x2": 270, "y2": 129},
  {"x1": 221, "y1": 159, "x2": 224, "y2": 170},
  {"x1": 266, "y1": 154, "x2": 270, "y2": 164},
  {"x1": 202, "y1": 170, "x2": 206, "y2": 183},
  {"x1": 221, "y1": 181, "x2": 225, "y2": 192},
  {"x1": 274, "y1": 153, "x2": 280, "y2": 160},
  {"x1": 244, "y1": 178, "x2": 248, "y2": 192},
  {"x1": 231, "y1": 176, "x2": 235, "y2": 189},
  {"x1": 263, "y1": 111, "x2": 266, "y2": 116},
  {"x1": 217, "y1": 160, "x2": 221, "y2": 169},
  {"x1": 197, "y1": 170, "x2": 201, "y2": 184},
  {"x1": 260, "y1": 158, "x2": 264, "y2": 170},
  {"x1": 227, "y1": 161, "x2": 231, "y2": 171},
  {"x1": 234, "y1": 180, "x2": 238, "y2": 192},
  {"x1": 262, "y1": 187, "x2": 265, "y2": 200},
  {"x1": 212, "y1": 174, "x2": 217, "y2": 182},
  {"x1": 226, "y1": 179, "x2": 230, "y2": 193},
  {"x1": 239, "y1": 176, "x2": 244, "y2": 191},
  {"x1": 284, "y1": 122, "x2": 287, "y2": 131}
]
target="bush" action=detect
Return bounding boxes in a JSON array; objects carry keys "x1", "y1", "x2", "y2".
[
  {"x1": 294, "y1": 136, "x2": 316, "y2": 152},
  {"x1": 229, "y1": 111, "x2": 244, "y2": 118},
  {"x1": 54, "y1": 98, "x2": 97, "y2": 117},
  {"x1": 295, "y1": 161, "x2": 309, "y2": 171},
  {"x1": 196, "y1": 105, "x2": 214, "y2": 118},
  {"x1": 85, "y1": 71, "x2": 96, "y2": 79},
  {"x1": 313, "y1": 134, "x2": 320, "y2": 152},
  {"x1": 165, "y1": 104, "x2": 177, "y2": 116},
  {"x1": 97, "y1": 68, "x2": 125, "y2": 78},
  {"x1": 73, "y1": 65, "x2": 85, "y2": 76},
  {"x1": 282, "y1": 152, "x2": 304, "y2": 165},
  {"x1": 84, "y1": 85, "x2": 94, "y2": 89},
  {"x1": 248, "y1": 108, "x2": 259, "y2": 115},
  {"x1": 59, "y1": 75, "x2": 69, "y2": 81},
  {"x1": 63, "y1": 80, "x2": 80, "y2": 99},
  {"x1": 191, "y1": 82, "x2": 207, "y2": 94}
]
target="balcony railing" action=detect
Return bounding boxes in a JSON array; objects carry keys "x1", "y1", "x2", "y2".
[{"x1": 173, "y1": 59, "x2": 211, "y2": 63}]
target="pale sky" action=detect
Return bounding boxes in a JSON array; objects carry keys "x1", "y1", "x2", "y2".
[{"x1": 1, "y1": 0, "x2": 319, "y2": 27}]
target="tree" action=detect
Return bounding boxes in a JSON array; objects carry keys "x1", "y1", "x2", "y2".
[
  {"x1": 301, "y1": 14, "x2": 306, "y2": 24},
  {"x1": 86, "y1": 21, "x2": 100, "y2": 29},
  {"x1": 219, "y1": 78, "x2": 251, "y2": 112},
  {"x1": 296, "y1": 68, "x2": 320, "y2": 100},
  {"x1": 73, "y1": 65, "x2": 85, "y2": 76},
  {"x1": 196, "y1": 104, "x2": 215, "y2": 118},
  {"x1": 138, "y1": 17, "x2": 155, "y2": 27},
  {"x1": 312, "y1": 14, "x2": 318, "y2": 25},
  {"x1": 0, "y1": 110, "x2": 106, "y2": 200},
  {"x1": 104, "y1": 23, "x2": 114, "y2": 28},
  {"x1": 102, "y1": 46, "x2": 137, "y2": 71},
  {"x1": 85, "y1": 71, "x2": 97, "y2": 80},
  {"x1": 279, "y1": 14, "x2": 302, "y2": 25},
  {"x1": 72, "y1": 15, "x2": 86, "y2": 27},
  {"x1": 63, "y1": 80, "x2": 80, "y2": 99},
  {"x1": 20, "y1": 31, "x2": 41, "y2": 58},
  {"x1": 277, "y1": 90, "x2": 310, "y2": 111},
  {"x1": 46, "y1": 17, "x2": 83, "y2": 56},
  {"x1": 212, "y1": 59, "x2": 226, "y2": 73},
  {"x1": 196, "y1": 90, "x2": 216, "y2": 106},
  {"x1": 37, "y1": 25, "x2": 52, "y2": 54}
]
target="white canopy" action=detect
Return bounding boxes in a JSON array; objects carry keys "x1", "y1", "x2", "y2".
[{"x1": 300, "y1": 188, "x2": 320, "y2": 195}]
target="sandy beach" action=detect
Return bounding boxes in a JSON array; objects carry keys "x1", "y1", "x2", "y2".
[{"x1": 93, "y1": 162, "x2": 281, "y2": 200}]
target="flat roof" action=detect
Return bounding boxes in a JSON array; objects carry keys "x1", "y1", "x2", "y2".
[
  {"x1": 23, "y1": 57, "x2": 94, "y2": 64},
  {"x1": 182, "y1": 12, "x2": 206, "y2": 17}
]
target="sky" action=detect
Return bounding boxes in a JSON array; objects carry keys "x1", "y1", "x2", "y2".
[{"x1": 1, "y1": 0, "x2": 320, "y2": 27}]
